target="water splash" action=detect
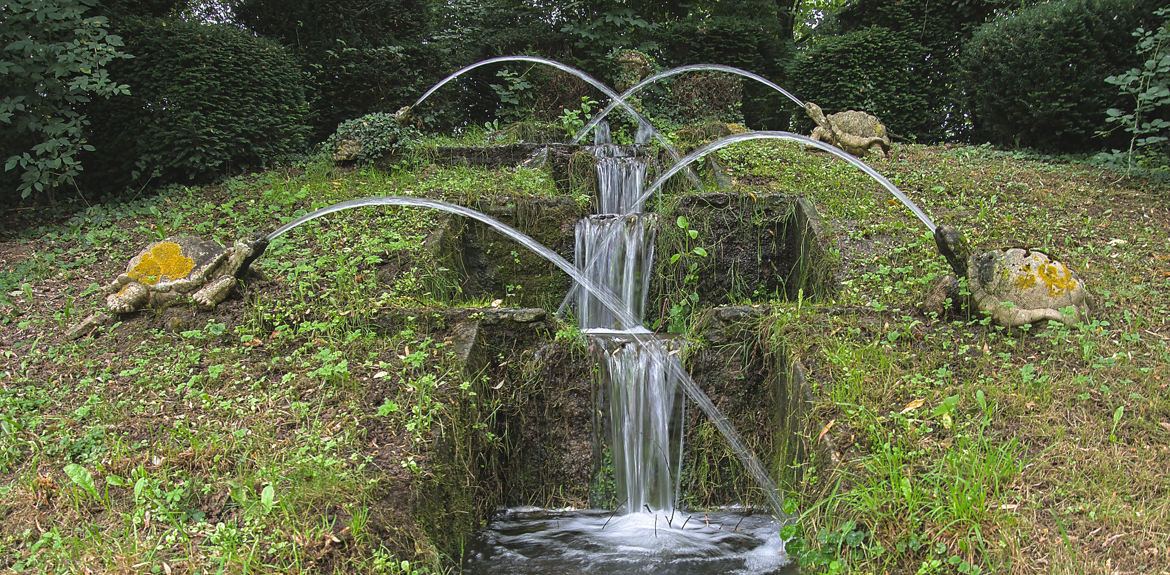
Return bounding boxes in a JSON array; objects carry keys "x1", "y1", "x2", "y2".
[
  {"x1": 592, "y1": 334, "x2": 685, "y2": 514},
  {"x1": 573, "y1": 64, "x2": 805, "y2": 144},
  {"x1": 263, "y1": 196, "x2": 792, "y2": 520},
  {"x1": 464, "y1": 508, "x2": 794, "y2": 574},
  {"x1": 412, "y1": 55, "x2": 702, "y2": 190},
  {"x1": 636, "y1": 131, "x2": 937, "y2": 231}
]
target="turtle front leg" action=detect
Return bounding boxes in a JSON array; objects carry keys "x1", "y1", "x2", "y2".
[
  {"x1": 107, "y1": 282, "x2": 149, "y2": 314},
  {"x1": 193, "y1": 276, "x2": 237, "y2": 309}
]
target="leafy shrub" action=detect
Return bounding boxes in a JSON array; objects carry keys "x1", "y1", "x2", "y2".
[
  {"x1": 1094, "y1": 7, "x2": 1170, "y2": 181},
  {"x1": 0, "y1": 0, "x2": 130, "y2": 203},
  {"x1": 233, "y1": 0, "x2": 437, "y2": 141},
  {"x1": 819, "y1": 0, "x2": 1012, "y2": 142},
  {"x1": 81, "y1": 17, "x2": 308, "y2": 193},
  {"x1": 654, "y1": 12, "x2": 795, "y2": 129},
  {"x1": 960, "y1": 0, "x2": 1164, "y2": 152},
  {"x1": 789, "y1": 27, "x2": 941, "y2": 140},
  {"x1": 327, "y1": 112, "x2": 420, "y2": 166},
  {"x1": 668, "y1": 72, "x2": 744, "y2": 124}
]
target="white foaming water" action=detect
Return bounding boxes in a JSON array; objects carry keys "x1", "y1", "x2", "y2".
[
  {"x1": 464, "y1": 508, "x2": 794, "y2": 575},
  {"x1": 592, "y1": 335, "x2": 684, "y2": 515},
  {"x1": 575, "y1": 214, "x2": 657, "y2": 329}
]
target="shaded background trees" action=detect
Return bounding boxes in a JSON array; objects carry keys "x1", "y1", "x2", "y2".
[{"x1": 3, "y1": 0, "x2": 1167, "y2": 204}]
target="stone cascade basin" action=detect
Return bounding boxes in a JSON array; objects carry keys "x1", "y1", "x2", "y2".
[
  {"x1": 397, "y1": 191, "x2": 836, "y2": 320},
  {"x1": 364, "y1": 144, "x2": 840, "y2": 573}
]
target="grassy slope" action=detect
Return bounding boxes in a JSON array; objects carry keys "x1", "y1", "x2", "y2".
[{"x1": 1, "y1": 139, "x2": 1167, "y2": 574}]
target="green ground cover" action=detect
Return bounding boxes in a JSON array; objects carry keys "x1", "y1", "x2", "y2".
[{"x1": 1, "y1": 137, "x2": 1167, "y2": 574}]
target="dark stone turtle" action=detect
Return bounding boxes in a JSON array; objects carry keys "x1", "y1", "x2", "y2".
[
  {"x1": 804, "y1": 102, "x2": 892, "y2": 158},
  {"x1": 931, "y1": 225, "x2": 1089, "y2": 327},
  {"x1": 104, "y1": 235, "x2": 267, "y2": 314}
]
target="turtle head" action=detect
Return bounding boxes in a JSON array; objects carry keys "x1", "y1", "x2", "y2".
[
  {"x1": 803, "y1": 102, "x2": 829, "y2": 128},
  {"x1": 934, "y1": 224, "x2": 971, "y2": 276},
  {"x1": 235, "y1": 234, "x2": 271, "y2": 278}
]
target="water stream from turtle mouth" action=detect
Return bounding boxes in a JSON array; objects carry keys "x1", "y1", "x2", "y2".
[
  {"x1": 412, "y1": 55, "x2": 703, "y2": 190},
  {"x1": 572, "y1": 63, "x2": 806, "y2": 144},
  {"x1": 263, "y1": 196, "x2": 792, "y2": 525},
  {"x1": 638, "y1": 131, "x2": 937, "y2": 232},
  {"x1": 555, "y1": 129, "x2": 937, "y2": 319}
]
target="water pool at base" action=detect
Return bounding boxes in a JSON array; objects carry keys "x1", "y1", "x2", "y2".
[{"x1": 463, "y1": 508, "x2": 797, "y2": 575}]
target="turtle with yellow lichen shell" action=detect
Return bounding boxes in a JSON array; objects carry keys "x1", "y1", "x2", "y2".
[
  {"x1": 104, "y1": 235, "x2": 265, "y2": 313},
  {"x1": 930, "y1": 225, "x2": 1090, "y2": 327}
]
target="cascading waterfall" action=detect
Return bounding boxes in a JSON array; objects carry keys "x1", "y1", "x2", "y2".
[
  {"x1": 463, "y1": 122, "x2": 793, "y2": 573},
  {"x1": 593, "y1": 335, "x2": 684, "y2": 515},
  {"x1": 575, "y1": 214, "x2": 656, "y2": 330},
  {"x1": 264, "y1": 194, "x2": 794, "y2": 573},
  {"x1": 578, "y1": 123, "x2": 682, "y2": 516}
]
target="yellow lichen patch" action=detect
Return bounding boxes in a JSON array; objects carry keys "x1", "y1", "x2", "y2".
[
  {"x1": 1037, "y1": 261, "x2": 1078, "y2": 297},
  {"x1": 128, "y1": 242, "x2": 195, "y2": 285},
  {"x1": 1012, "y1": 267, "x2": 1038, "y2": 290}
]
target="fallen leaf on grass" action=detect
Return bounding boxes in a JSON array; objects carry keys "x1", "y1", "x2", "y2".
[
  {"x1": 901, "y1": 399, "x2": 925, "y2": 413},
  {"x1": 816, "y1": 420, "x2": 835, "y2": 442}
]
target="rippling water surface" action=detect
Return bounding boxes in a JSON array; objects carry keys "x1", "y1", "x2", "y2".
[{"x1": 464, "y1": 508, "x2": 796, "y2": 575}]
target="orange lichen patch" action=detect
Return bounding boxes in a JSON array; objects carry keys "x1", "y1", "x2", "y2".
[
  {"x1": 1037, "y1": 260, "x2": 1078, "y2": 297},
  {"x1": 128, "y1": 242, "x2": 195, "y2": 285}
]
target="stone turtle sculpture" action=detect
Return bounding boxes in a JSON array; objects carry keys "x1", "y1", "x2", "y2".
[
  {"x1": 66, "y1": 235, "x2": 268, "y2": 339},
  {"x1": 930, "y1": 225, "x2": 1089, "y2": 327},
  {"x1": 105, "y1": 235, "x2": 267, "y2": 314},
  {"x1": 804, "y1": 102, "x2": 891, "y2": 158}
]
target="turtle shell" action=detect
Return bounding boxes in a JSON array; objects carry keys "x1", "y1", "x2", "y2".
[
  {"x1": 968, "y1": 247, "x2": 1089, "y2": 327},
  {"x1": 123, "y1": 236, "x2": 226, "y2": 288}
]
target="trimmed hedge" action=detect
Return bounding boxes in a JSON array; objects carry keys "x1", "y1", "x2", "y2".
[
  {"x1": 82, "y1": 17, "x2": 308, "y2": 192},
  {"x1": 655, "y1": 15, "x2": 795, "y2": 129},
  {"x1": 233, "y1": 0, "x2": 437, "y2": 140},
  {"x1": 960, "y1": 0, "x2": 1164, "y2": 152},
  {"x1": 789, "y1": 27, "x2": 942, "y2": 140}
]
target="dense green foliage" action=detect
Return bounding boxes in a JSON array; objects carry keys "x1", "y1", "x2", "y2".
[
  {"x1": 960, "y1": 0, "x2": 1164, "y2": 152},
  {"x1": 80, "y1": 17, "x2": 308, "y2": 192},
  {"x1": 417, "y1": 0, "x2": 796, "y2": 130},
  {"x1": 8, "y1": 0, "x2": 1170, "y2": 203},
  {"x1": 1095, "y1": 7, "x2": 1170, "y2": 180},
  {"x1": 234, "y1": 0, "x2": 437, "y2": 140},
  {"x1": 792, "y1": 0, "x2": 1008, "y2": 142},
  {"x1": 789, "y1": 27, "x2": 936, "y2": 139},
  {"x1": 0, "y1": 0, "x2": 130, "y2": 203},
  {"x1": 654, "y1": 8, "x2": 796, "y2": 128},
  {"x1": 327, "y1": 112, "x2": 421, "y2": 166}
]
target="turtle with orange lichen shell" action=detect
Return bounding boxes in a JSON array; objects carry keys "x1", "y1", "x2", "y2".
[{"x1": 104, "y1": 235, "x2": 263, "y2": 314}]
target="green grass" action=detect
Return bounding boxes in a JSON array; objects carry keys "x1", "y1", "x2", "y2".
[{"x1": 2, "y1": 134, "x2": 1169, "y2": 574}]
